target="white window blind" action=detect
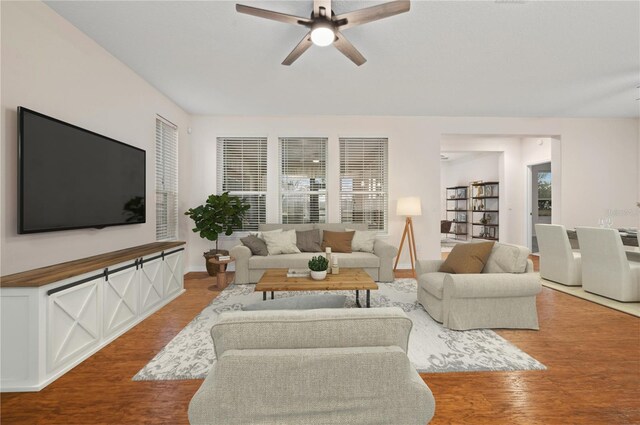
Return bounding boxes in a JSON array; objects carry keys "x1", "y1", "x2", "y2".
[
  {"x1": 279, "y1": 138, "x2": 328, "y2": 224},
  {"x1": 216, "y1": 137, "x2": 267, "y2": 231},
  {"x1": 339, "y1": 138, "x2": 388, "y2": 231},
  {"x1": 155, "y1": 117, "x2": 178, "y2": 240}
]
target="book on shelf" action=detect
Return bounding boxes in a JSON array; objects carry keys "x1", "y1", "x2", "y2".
[{"x1": 287, "y1": 268, "x2": 310, "y2": 278}]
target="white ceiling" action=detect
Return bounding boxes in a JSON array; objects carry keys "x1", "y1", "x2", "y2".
[{"x1": 46, "y1": 1, "x2": 640, "y2": 118}]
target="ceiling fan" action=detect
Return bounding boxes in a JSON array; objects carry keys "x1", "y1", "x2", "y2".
[{"x1": 235, "y1": 0, "x2": 410, "y2": 66}]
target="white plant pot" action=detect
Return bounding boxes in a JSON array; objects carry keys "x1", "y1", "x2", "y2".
[{"x1": 310, "y1": 270, "x2": 327, "y2": 280}]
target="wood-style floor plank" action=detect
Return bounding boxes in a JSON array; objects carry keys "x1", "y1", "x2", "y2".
[{"x1": 2, "y1": 259, "x2": 639, "y2": 424}]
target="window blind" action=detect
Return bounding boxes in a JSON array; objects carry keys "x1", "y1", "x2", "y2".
[
  {"x1": 279, "y1": 137, "x2": 328, "y2": 224},
  {"x1": 339, "y1": 138, "x2": 388, "y2": 231},
  {"x1": 155, "y1": 117, "x2": 178, "y2": 240},
  {"x1": 216, "y1": 137, "x2": 267, "y2": 230}
]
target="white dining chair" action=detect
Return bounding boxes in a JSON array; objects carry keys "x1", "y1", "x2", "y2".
[
  {"x1": 576, "y1": 227, "x2": 640, "y2": 302},
  {"x1": 535, "y1": 224, "x2": 582, "y2": 286},
  {"x1": 625, "y1": 233, "x2": 640, "y2": 262}
]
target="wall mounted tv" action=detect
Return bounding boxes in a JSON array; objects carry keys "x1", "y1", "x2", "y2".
[{"x1": 18, "y1": 107, "x2": 146, "y2": 234}]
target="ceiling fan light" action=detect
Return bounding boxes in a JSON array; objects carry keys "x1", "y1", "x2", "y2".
[{"x1": 311, "y1": 26, "x2": 335, "y2": 47}]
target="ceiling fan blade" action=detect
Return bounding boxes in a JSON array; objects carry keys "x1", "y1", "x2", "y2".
[
  {"x1": 313, "y1": 0, "x2": 332, "y2": 18},
  {"x1": 333, "y1": 32, "x2": 366, "y2": 66},
  {"x1": 282, "y1": 32, "x2": 313, "y2": 65},
  {"x1": 335, "y1": 0, "x2": 410, "y2": 30},
  {"x1": 236, "y1": 4, "x2": 311, "y2": 26}
]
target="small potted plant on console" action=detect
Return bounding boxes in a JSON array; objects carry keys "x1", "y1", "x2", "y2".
[{"x1": 308, "y1": 255, "x2": 329, "y2": 281}]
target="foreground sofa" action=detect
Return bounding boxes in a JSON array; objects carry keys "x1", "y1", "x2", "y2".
[
  {"x1": 188, "y1": 307, "x2": 436, "y2": 425},
  {"x1": 416, "y1": 242, "x2": 541, "y2": 330},
  {"x1": 230, "y1": 223, "x2": 398, "y2": 284}
]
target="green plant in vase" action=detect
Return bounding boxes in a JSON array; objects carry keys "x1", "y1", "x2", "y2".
[
  {"x1": 308, "y1": 255, "x2": 329, "y2": 281},
  {"x1": 185, "y1": 192, "x2": 250, "y2": 276}
]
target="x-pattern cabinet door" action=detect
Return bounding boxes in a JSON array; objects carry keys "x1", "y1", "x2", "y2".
[
  {"x1": 103, "y1": 265, "x2": 138, "y2": 338},
  {"x1": 163, "y1": 251, "x2": 183, "y2": 298},
  {"x1": 139, "y1": 257, "x2": 163, "y2": 314},
  {"x1": 48, "y1": 278, "x2": 100, "y2": 372}
]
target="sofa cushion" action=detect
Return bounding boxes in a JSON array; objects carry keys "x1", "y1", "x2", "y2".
[
  {"x1": 439, "y1": 242, "x2": 495, "y2": 274},
  {"x1": 321, "y1": 230, "x2": 355, "y2": 253},
  {"x1": 296, "y1": 229, "x2": 322, "y2": 252},
  {"x1": 346, "y1": 228, "x2": 376, "y2": 253},
  {"x1": 315, "y1": 223, "x2": 367, "y2": 240},
  {"x1": 248, "y1": 252, "x2": 380, "y2": 269},
  {"x1": 242, "y1": 294, "x2": 346, "y2": 311},
  {"x1": 249, "y1": 252, "x2": 318, "y2": 269},
  {"x1": 332, "y1": 252, "x2": 379, "y2": 268},
  {"x1": 240, "y1": 234, "x2": 268, "y2": 256},
  {"x1": 483, "y1": 242, "x2": 530, "y2": 274},
  {"x1": 263, "y1": 230, "x2": 301, "y2": 255},
  {"x1": 259, "y1": 224, "x2": 314, "y2": 232},
  {"x1": 418, "y1": 272, "x2": 447, "y2": 299},
  {"x1": 211, "y1": 307, "x2": 413, "y2": 358},
  {"x1": 250, "y1": 228, "x2": 282, "y2": 240}
]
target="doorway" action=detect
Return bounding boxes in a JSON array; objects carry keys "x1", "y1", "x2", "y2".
[{"x1": 529, "y1": 162, "x2": 551, "y2": 253}]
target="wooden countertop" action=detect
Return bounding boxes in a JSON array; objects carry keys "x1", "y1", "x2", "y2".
[{"x1": 0, "y1": 241, "x2": 185, "y2": 288}]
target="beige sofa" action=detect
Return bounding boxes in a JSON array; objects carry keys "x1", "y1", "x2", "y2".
[
  {"x1": 230, "y1": 223, "x2": 398, "y2": 284},
  {"x1": 188, "y1": 307, "x2": 436, "y2": 425},
  {"x1": 416, "y1": 242, "x2": 541, "y2": 330}
]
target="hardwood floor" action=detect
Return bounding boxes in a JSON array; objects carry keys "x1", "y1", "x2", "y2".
[{"x1": 2, "y1": 261, "x2": 639, "y2": 424}]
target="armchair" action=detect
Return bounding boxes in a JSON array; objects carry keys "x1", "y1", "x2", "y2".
[{"x1": 416, "y1": 242, "x2": 541, "y2": 330}]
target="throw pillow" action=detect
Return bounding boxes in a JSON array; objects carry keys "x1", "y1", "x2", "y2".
[
  {"x1": 296, "y1": 229, "x2": 322, "y2": 252},
  {"x1": 262, "y1": 229, "x2": 301, "y2": 255},
  {"x1": 240, "y1": 234, "x2": 268, "y2": 256},
  {"x1": 321, "y1": 230, "x2": 355, "y2": 253},
  {"x1": 346, "y1": 228, "x2": 376, "y2": 253},
  {"x1": 439, "y1": 242, "x2": 495, "y2": 274},
  {"x1": 250, "y1": 228, "x2": 282, "y2": 240},
  {"x1": 242, "y1": 294, "x2": 347, "y2": 311}
]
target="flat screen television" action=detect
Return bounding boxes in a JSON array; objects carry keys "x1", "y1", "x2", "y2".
[{"x1": 18, "y1": 107, "x2": 146, "y2": 234}]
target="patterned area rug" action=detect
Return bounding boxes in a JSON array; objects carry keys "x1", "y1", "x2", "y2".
[{"x1": 133, "y1": 278, "x2": 545, "y2": 381}]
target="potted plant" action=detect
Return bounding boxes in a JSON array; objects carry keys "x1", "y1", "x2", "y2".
[
  {"x1": 308, "y1": 255, "x2": 329, "y2": 281},
  {"x1": 185, "y1": 192, "x2": 250, "y2": 276}
]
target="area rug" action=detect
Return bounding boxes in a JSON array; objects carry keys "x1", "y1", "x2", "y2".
[{"x1": 133, "y1": 278, "x2": 545, "y2": 381}]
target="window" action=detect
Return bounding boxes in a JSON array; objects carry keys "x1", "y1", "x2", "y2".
[
  {"x1": 279, "y1": 137, "x2": 328, "y2": 224},
  {"x1": 155, "y1": 117, "x2": 178, "y2": 240},
  {"x1": 216, "y1": 137, "x2": 267, "y2": 230},
  {"x1": 339, "y1": 138, "x2": 388, "y2": 231}
]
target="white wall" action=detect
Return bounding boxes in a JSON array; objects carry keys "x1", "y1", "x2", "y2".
[
  {"x1": 187, "y1": 116, "x2": 638, "y2": 271},
  {"x1": 186, "y1": 116, "x2": 438, "y2": 271},
  {"x1": 558, "y1": 120, "x2": 638, "y2": 229},
  {"x1": 1, "y1": 1, "x2": 191, "y2": 275},
  {"x1": 521, "y1": 137, "x2": 553, "y2": 166}
]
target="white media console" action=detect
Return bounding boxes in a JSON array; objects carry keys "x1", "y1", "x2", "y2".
[{"x1": 0, "y1": 242, "x2": 185, "y2": 392}]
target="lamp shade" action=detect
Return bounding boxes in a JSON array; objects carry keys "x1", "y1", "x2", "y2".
[{"x1": 397, "y1": 197, "x2": 422, "y2": 216}]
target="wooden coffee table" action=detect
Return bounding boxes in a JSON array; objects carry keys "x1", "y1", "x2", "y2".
[{"x1": 255, "y1": 268, "x2": 378, "y2": 308}]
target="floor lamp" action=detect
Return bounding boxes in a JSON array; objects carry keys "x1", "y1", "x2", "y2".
[{"x1": 394, "y1": 197, "x2": 421, "y2": 278}]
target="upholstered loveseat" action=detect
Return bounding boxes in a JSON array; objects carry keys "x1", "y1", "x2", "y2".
[
  {"x1": 416, "y1": 242, "x2": 541, "y2": 330},
  {"x1": 188, "y1": 307, "x2": 436, "y2": 425},
  {"x1": 230, "y1": 223, "x2": 398, "y2": 284}
]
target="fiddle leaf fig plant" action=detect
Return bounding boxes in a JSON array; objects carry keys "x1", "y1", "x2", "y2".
[{"x1": 184, "y1": 192, "x2": 250, "y2": 252}]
